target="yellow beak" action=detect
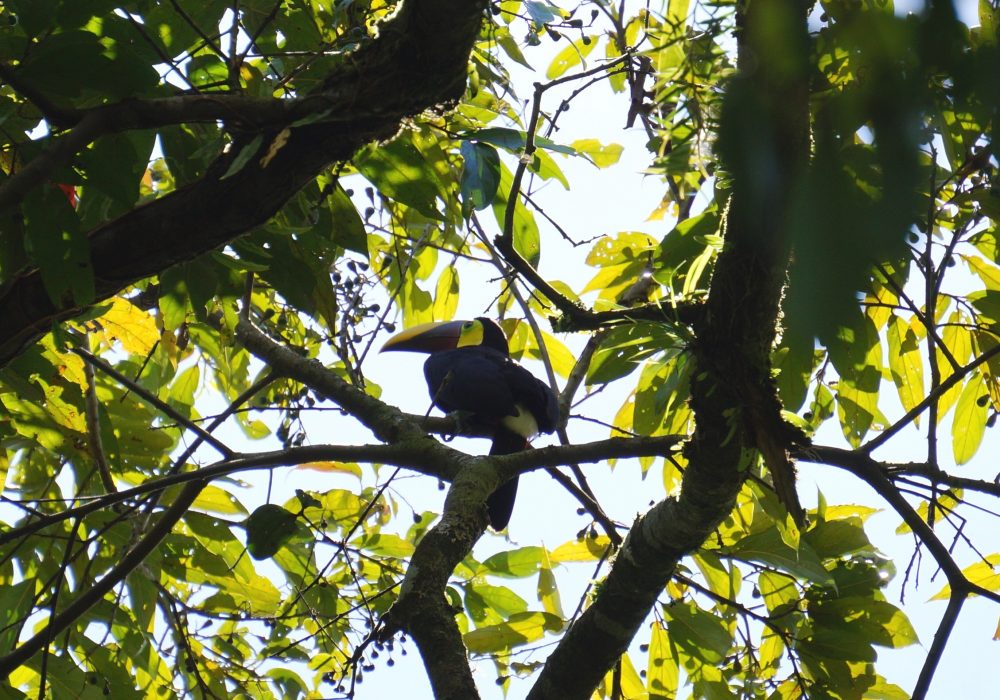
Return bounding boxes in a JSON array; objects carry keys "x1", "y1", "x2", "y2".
[{"x1": 380, "y1": 320, "x2": 467, "y2": 354}]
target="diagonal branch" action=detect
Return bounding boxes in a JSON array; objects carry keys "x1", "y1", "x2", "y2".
[
  {"x1": 527, "y1": 0, "x2": 813, "y2": 694},
  {"x1": 74, "y1": 346, "x2": 235, "y2": 458},
  {"x1": 0, "y1": 434, "x2": 682, "y2": 550},
  {"x1": 0, "y1": 479, "x2": 206, "y2": 678},
  {"x1": 861, "y1": 341, "x2": 1000, "y2": 453},
  {"x1": 0, "y1": 0, "x2": 489, "y2": 370}
]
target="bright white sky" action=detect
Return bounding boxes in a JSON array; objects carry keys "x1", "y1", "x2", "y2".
[
  {"x1": 222, "y1": 1, "x2": 996, "y2": 697},
  {"x1": 14, "y1": 0, "x2": 983, "y2": 697}
]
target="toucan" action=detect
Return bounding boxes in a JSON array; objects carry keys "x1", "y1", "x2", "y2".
[{"x1": 382, "y1": 318, "x2": 559, "y2": 530}]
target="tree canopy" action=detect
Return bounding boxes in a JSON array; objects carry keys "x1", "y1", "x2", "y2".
[{"x1": 1, "y1": 0, "x2": 999, "y2": 698}]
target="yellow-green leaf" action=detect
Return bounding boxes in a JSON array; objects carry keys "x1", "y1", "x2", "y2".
[
  {"x1": 937, "y1": 313, "x2": 974, "y2": 421},
  {"x1": 886, "y1": 315, "x2": 924, "y2": 421},
  {"x1": 932, "y1": 553, "x2": 1000, "y2": 600},
  {"x1": 536, "y1": 567, "x2": 563, "y2": 617},
  {"x1": 953, "y1": 372, "x2": 987, "y2": 464},
  {"x1": 546, "y1": 37, "x2": 597, "y2": 79},
  {"x1": 481, "y1": 546, "x2": 546, "y2": 577},
  {"x1": 298, "y1": 461, "x2": 363, "y2": 479},
  {"x1": 693, "y1": 550, "x2": 740, "y2": 599},
  {"x1": 192, "y1": 485, "x2": 248, "y2": 515},
  {"x1": 354, "y1": 533, "x2": 415, "y2": 558},
  {"x1": 463, "y1": 611, "x2": 563, "y2": 653},
  {"x1": 433, "y1": 265, "x2": 459, "y2": 320},
  {"x1": 571, "y1": 138, "x2": 624, "y2": 168},
  {"x1": 647, "y1": 621, "x2": 678, "y2": 698},
  {"x1": 93, "y1": 296, "x2": 161, "y2": 355},
  {"x1": 964, "y1": 254, "x2": 1000, "y2": 290},
  {"x1": 550, "y1": 536, "x2": 612, "y2": 562}
]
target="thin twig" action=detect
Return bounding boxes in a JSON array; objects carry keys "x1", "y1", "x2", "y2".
[{"x1": 72, "y1": 347, "x2": 235, "y2": 459}]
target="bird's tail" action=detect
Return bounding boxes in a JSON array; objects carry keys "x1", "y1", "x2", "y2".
[{"x1": 487, "y1": 428, "x2": 530, "y2": 530}]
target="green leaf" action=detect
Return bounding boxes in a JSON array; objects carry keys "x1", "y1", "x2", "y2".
[
  {"x1": 804, "y1": 517, "x2": 873, "y2": 559},
  {"x1": 492, "y1": 163, "x2": 541, "y2": 266},
  {"x1": 126, "y1": 571, "x2": 158, "y2": 633},
  {"x1": 355, "y1": 133, "x2": 447, "y2": 219},
  {"x1": 654, "y1": 207, "x2": 720, "y2": 285},
  {"x1": 587, "y1": 323, "x2": 678, "y2": 385},
  {"x1": 465, "y1": 127, "x2": 577, "y2": 156},
  {"x1": 266, "y1": 668, "x2": 309, "y2": 697},
  {"x1": 800, "y1": 627, "x2": 876, "y2": 662},
  {"x1": 327, "y1": 184, "x2": 369, "y2": 256},
  {"x1": 0, "y1": 580, "x2": 34, "y2": 652},
  {"x1": 953, "y1": 371, "x2": 988, "y2": 464},
  {"x1": 571, "y1": 139, "x2": 624, "y2": 168},
  {"x1": 727, "y1": 528, "x2": 836, "y2": 587},
  {"x1": 14, "y1": 29, "x2": 110, "y2": 97},
  {"x1": 460, "y1": 140, "x2": 502, "y2": 211},
  {"x1": 809, "y1": 597, "x2": 918, "y2": 649},
  {"x1": 524, "y1": 0, "x2": 562, "y2": 25},
  {"x1": 23, "y1": 185, "x2": 94, "y2": 306},
  {"x1": 245, "y1": 504, "x2": 300, "y2": 560},
  {"x1": 480, "y1": 546, "x2": 546, "y2": 577},
  {"x1": 220, "y1": 135, "x2": 264, "y2": 180},
  {"x1": 463, "y1": 611, "x2": 563, "y2": 653},
  {"x1": 886, "y1": 315, "x2": 924, "y2": 421},
  {"x1": 662, "y1": 600, "x2": 732, "y2": 664}
]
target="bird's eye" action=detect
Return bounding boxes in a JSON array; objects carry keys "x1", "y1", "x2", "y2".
[{"x1": 463, "y1": 322, "x2": 474, "y2": 329}]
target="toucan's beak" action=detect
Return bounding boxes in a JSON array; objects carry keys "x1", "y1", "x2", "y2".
[{"x1": 381, "y1": 320, "x2": 466, "y2": 354}]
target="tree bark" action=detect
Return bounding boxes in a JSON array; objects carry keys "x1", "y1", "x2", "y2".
[
  {"x1": 0, "y1": 0, "x2": 487, "y2": 369},
  {"x1": 528, "y1": 1, "x2": 813, "y2": 696}
]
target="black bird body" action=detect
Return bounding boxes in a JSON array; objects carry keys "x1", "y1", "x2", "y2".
[{"x1": 382, "y1": 318, "x2": 558, "y2": 529}]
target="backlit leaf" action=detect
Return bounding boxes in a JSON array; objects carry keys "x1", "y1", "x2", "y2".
[
  {"x1": 932, "y1": 554, "x2": 1000, "y2": 600},
  {"x1": 463, "y1": 611, "x2": 563, "y2": 653},
  {"x1": 546, "y1": 37, "x2": 596, "y2": 79},
  {"x1": 952, "y1": 372, "x2": 987, "y2": 464},
  {"x1": 647, "y1": 621, "x2": 678, "y2": 698},
  {"x1": 886, "y1": 314, "x2": 924, "y2": 421}
]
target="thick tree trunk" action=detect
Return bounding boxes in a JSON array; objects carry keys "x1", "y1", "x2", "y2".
[
  {"x1": 0, "y1": 0, "x2": 487, "y2": 368},
  {"x1": 527, "y1": 1, "x2": 813, "y2": 696}
]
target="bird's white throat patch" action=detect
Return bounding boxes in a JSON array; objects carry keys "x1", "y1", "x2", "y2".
[{"x1": 501, "y1": 404, "x2": 540, "y2": 439}]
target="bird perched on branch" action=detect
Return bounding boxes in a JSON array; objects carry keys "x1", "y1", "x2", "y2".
[{"x1": 382, "y1": 318, "x2": 559, "y2": 529}]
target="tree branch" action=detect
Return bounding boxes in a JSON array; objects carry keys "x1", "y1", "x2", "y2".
[
  {"x1": 0, "y1": 434, "x2": 682, "y2": 551},
  {"x1": 378, "y1": 464, "x2": 492, "y2": 699},
  {"x1": 861, "y1": 341, "x2": 1000, "y2": 453},
  {"x1": 528, "y1": 0, "x2": 813, "y2": 694},
  {"x1": 74, "y1": 346, "x2": 235, "y2": 458},
  {"x1": 0, "y1": 0, "x2": 489, "y2": 369},
  {"x1": 912, "y1": 590, "x2": 964, "y2": 700},
  {"x1": 0, "y1": 479, "x2": 206, "y2": 677}
]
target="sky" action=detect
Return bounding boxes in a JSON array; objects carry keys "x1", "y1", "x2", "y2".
[
  {"x1": 248, "y1": 1, "x2": 999, "y2": 697},
  {"x1": 6, "y1": 0, "x2": 993, "y2": 697}
]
